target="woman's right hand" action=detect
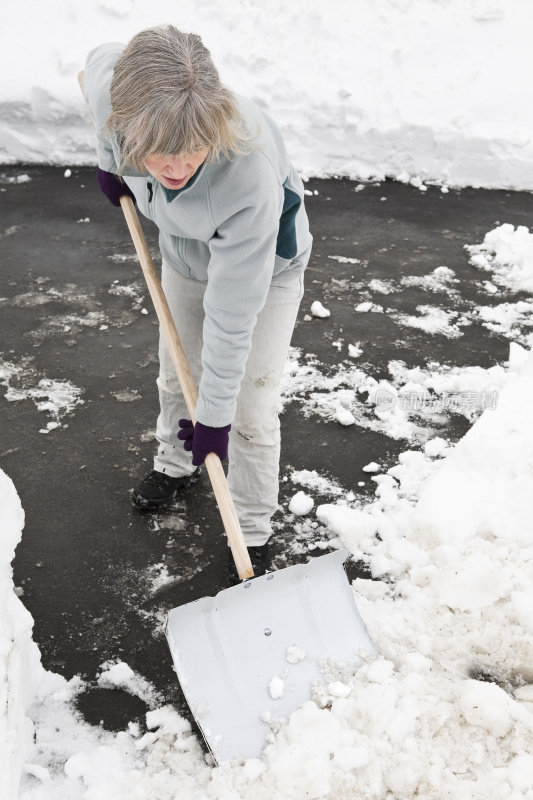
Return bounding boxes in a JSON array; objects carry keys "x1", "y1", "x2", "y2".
[{"x1": 96, "y1": 168, "x2": 136, "y2": 207}]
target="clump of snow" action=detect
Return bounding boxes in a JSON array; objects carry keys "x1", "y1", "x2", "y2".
[
  {"x1": 316, "y1": 505, "x2": 378, "y2": 551},
  {"x1": 334, "y1": 405, "x2": 355, "y2": 425},
  {"x1": 97, "y1": 661, "x2": 161, "y2": 706},
  {"x1": 347, "y1": 342, "x2": 363, "y2": 358},
  {"x1": 466, "y1": 223, "x2": 533, "y2": 293},
  {"x1": 290, "y1": 469, "x2": 350, "y2": 499},
  {"x1": 328, "y1": 255, "x2": 361, "y2": 265},
  {"x1": 423, "y1": 436, "x2": 449, "y2": 457},
  {"x1": 355, "y1": 301, "x2": 383, "y2": 312},
  {"x1": 288, "y1": 491, "x2": 314, "y2": 516},
  {"x1": 310, "y1": 300, "x2": 330, "y2": 318},
  {"x1": 368, "y1": 279, "x2": 396, "y2": 294},
  {"x1": 286, "y1": 646, "x2": 306, "y2": 664},
  {"x1": 4, "y1": 174, "x2": 32, "y2": 184},
  {"x1": 269, "y1": 677, "x2": 285, "y2": 700},
  {"x1": 362, "y1": 461, "x2": 380, "y2": 473},
  {"x1": 459, "y1": 680, "x2": 515, "y2": 738}
]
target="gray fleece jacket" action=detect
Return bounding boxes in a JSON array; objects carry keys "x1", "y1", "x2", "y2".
[{"x1": 82, "y1": 43, "x2": 312, "y2": 427}]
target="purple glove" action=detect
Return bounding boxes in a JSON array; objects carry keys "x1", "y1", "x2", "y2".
[
  {"x1": 96, "y1": 167, "x2": 136, "y2": 207},
  {"x1": 178, "y1": 419, "x2": 231, "y2": 466}
]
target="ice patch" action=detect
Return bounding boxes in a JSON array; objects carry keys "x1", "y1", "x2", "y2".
[
  {"x1": 1, "y1": 359, "x2": 84, "y2": 427},
  {"x1": 393, "y1": 305, "x2": 466, "y2": 338},
  {"x1": 328, "y1": 255, "x2": 361, "y2": 265},
  {"x1": 108, "y1": 280, "x2": 145, "y2": 310},
  {"x1": 112, "y1": 389, "x2": 141, "y2": 402},
  {"x1": 401, "y1": 266, "x2": 460, "y2": 294}
]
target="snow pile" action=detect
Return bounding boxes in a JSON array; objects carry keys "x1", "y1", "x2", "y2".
[
  {"x1": 467, "y1": 223, "x2": 533, "y2": 293},
  {"x1": 1, "y1": 0, "x2": 533, "y2": 188},
  {"x1": 297, "y1": 345, "x2": 533, "y2": 797},
  {"x1": 0, "y1": 470, "x2": 64, "y2": 800}
]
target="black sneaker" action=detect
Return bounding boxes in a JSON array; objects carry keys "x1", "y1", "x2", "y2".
[
  {"x1": 227, "y1": 543, "x2": 270, "y2": 587},
  {"x1": 131, "y1": 468, "x2": 199, "y2": 510}
]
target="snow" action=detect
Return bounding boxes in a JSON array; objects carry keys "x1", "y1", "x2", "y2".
[
  {"x1": 310, "y1": 300, "x2": 330, "y2": 318},
  {"x1": 2, "y1": 339, "x2": 533, "y2": 796},
  {"x1": 394, "y1": 305, "x2": 465, "y2": 338},
  {"x1": 334, "y1": 405, "x2": 355, "y2": 426},
  {"x1": 286, "y1": 646, "x2": 306, "y2": 665},
  {"x1": 466, "y1": 223, "x2": 533, "y2": 293},
  {"x1": 0, "y1": 360, "x2": 84, "y2": 431},
  {"x1": 347, "y1": 343, "x2": 363, "y2": 358},
  {"x1": 0, "y1": 470, "x2": 65, "y2": 800},
  {"x1": 288, "y1": 491, "x2": 314, "y2": 516},
  {"x1": 1, "y1": 0, "x2": 533, "y2": 189},
  {"x1": 268, "y1": 677, "x2": 285, "y2": 700},
  {"x1": 362, "y1": 462, "x2": 380, "y2": 473},
  {"x1": 401, "y1": 266, "x2": 460, "y2": 294}
]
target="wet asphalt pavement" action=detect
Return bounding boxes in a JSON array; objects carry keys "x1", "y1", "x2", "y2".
[{"x1": 1, "y1": 166, "x2": 532, "y2": 734}]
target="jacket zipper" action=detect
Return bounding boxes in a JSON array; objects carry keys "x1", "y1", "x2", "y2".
[{"x1": 147, "y1": 181, "x2": 153, "y2": 203}]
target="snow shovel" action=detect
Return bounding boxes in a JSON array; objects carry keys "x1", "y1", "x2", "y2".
[{"x1": 119, "y1": 196, "x2": 378, "y2": 763}]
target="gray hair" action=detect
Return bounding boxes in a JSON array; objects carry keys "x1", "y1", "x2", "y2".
[{"x1": 106, "y1": 25, "x2": 255, "y2": 174}]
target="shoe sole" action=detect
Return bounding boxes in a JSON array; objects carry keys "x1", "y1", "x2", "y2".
[{"x1": 131, "y1": 491, "x2": 177, "y2": 510}]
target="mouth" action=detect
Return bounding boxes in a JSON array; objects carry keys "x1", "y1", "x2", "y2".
[{"x1": 162, "y1": 175, "x2": 188, "y2": 188}]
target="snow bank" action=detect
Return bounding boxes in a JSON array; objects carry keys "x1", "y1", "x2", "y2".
[
  {"x1": 0, "y1": 470, "x2": 64, "y2": 800},
  {"x1": 1, "y1": 0, "x2": 533, "y2": 188},
  {"x1": 414, "y1": 347, "x2": 533, "y2": 552}
]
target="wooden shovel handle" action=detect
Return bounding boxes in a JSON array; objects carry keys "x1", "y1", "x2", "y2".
[{"x1": 119, "y1": 196, "x2": 253, "y2": 580}]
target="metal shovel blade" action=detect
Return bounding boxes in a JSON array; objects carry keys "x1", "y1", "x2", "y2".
[{"x1": 166, "y1": 549, "x2": 377, "y2": 763}]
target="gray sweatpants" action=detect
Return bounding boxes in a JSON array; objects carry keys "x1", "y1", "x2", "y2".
[{"x1": 153, "y1": 263, "x2": 304, "y2": 546}]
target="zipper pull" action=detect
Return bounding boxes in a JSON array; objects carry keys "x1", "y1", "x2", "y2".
[{"x1": 147, "y1": 181, "x2": 153, "y2": 202}]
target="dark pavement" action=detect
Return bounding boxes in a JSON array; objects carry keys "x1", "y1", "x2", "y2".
[{"x1": 1, "y1": 166, "x2": 532, "y2": 734}]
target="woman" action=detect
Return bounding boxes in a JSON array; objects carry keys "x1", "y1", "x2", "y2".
[{"x1": 82, "y1": 24, "x2": 312, "y2": 582}]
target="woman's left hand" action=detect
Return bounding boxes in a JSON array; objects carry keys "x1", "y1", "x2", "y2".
[
  {"x1": 97, "y1": 168, "x2": 136, "y2": 207},
  {"x1": 178, "y1": 419, "x2": 231, "y2": 466}
]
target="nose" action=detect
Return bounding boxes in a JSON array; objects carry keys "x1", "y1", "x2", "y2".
[{"x1": 163, "y1": 156, "x2": 186, "y2": 178}]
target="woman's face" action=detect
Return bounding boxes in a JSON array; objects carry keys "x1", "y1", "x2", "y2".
[{"x1": 144, "y1": 149, "x2": 209, "y2": 190}]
